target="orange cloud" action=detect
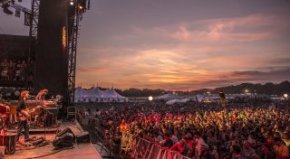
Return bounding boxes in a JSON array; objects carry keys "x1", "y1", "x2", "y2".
[
  {"x1": 76, "y1": 13, "x2": 290, "y2": 90},
  {"x1": 169, "y1": 14, "x2": 288, "y2": 42}
]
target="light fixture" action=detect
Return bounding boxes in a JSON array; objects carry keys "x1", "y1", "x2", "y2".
[
  {"x1": 69, "y1": 1, "x2": 74, "y2": 6},
  {"x1": 2, "y1": 2, "x2": 13, "y2": 15},
  {"x1": 148, "y1": 96, "x2": 153, "y2": 101}
]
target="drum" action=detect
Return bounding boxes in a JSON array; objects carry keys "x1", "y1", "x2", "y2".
[
  {"x1": 0, "y1": 132, "x2": 17, "y2": 154},
  {"x1": 9, "y1": 105, "x2": 18, "y2": 124},
  {"x1": 0, "y1": 103, "x2": 10, "y2": 128}
]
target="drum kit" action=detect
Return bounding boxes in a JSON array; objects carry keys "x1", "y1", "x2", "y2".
[{"x1": 0, "y1": 102, "x2": 16, "y2": 155}]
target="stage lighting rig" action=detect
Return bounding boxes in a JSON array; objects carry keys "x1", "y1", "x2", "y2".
[
  {"x1": 69, "y1": 1, "x2": 74, "y2": 6},
  {"x1": 1, "y1": 0, "x2": 25, "y2": 15},
  {"x1": 1, "y1": 0, "x2": 13, "y2": 15},
  {"x1": 77, "y1": 0, "x2": 90, "y2": 12}
]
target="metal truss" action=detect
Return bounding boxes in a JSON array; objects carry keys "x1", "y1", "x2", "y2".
[
  {"x1": 67, "y1": 3, "x2": 80, "y2": 106},
  {"x1": 29, "y1": 0, "x2": 39, "y2": 39}
]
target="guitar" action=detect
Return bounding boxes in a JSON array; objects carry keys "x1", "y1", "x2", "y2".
[
  {"x1": 18, "y1": 108, "x2": 33, "y2": 122},
  {"x1": 18, "y1": 106, "x2": 42, "y2": 122}
]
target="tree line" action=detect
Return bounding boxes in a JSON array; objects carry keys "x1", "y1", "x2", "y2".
[{"x1": 97, "y1": 81, "x2": 290, "y2": 97}]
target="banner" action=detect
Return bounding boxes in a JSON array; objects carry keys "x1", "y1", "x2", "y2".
[
  {"x1": 87, "y1": 0, "x2": 90, "y2": 9},
  {"x1": 24, "y1": 12, "x2": 31, "y2": 26},
  {"x1": 15, "y1": 6, "x2": 21, "y2": 18}
]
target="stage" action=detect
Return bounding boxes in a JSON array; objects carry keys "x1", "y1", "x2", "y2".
[
  {"x1": 3, "y1": 122, "x2": 103, "y2": 159},
  {"x1": 6, "y1": 139, "x2": 102, "y2": 159}
]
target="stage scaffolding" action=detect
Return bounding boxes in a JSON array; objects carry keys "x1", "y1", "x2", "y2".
[
  {"x1": 67, "y1": 2, "x2": 80, "y2": 106},
  {"x1": 1, "y1": 0, "x2": 89, "y2": 106},
  {"x1": 32, "y1": 0, "x2": 88, "y2": 106}
]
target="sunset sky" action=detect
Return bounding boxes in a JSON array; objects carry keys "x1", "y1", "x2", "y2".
[{"x1": 1, "y1": 0, "x2": 290, "y2": 90}]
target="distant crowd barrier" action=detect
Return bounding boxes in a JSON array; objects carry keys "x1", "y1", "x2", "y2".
[
  {"x1": 123, "y1": 134, "x2": 191, "y2": 159},
  {"x1": 120, "y1": 131, "x2": 135, "y2": 153},
  {"x1": 79, "y1": 115, "x2": 192, "y2": 159}
]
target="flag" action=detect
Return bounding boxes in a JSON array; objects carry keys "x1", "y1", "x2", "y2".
[
  {"x1": 15, "y1": 6, "x2": 21, "y2": 18},
  {"x1": 24, "y1": 12, "x2": 31, "y2": 26},
  {"x1": 219, "y1": 91, "x2": 225, "y2": 100},
  {"x1": 87, "y1": 0, "x2": 90, "y2": 10},
  {"x1": 219, "y1": 90, "x2": 226, "y2": 107}
]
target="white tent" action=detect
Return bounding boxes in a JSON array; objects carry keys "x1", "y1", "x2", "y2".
[
  {"x1": 156, "y1": 93, "x2": 181, "y2": 101},
  {"x1": 166, "y1": 98, "x2": 190, "y2": 105},
  {"x1": 74, "y1": 87, "x2": 128, "y2": 103}
]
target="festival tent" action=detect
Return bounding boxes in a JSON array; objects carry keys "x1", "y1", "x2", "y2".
[
  {"x1": 165, "y1": 98, "x2": 191, "y2": 105},
  {"x1": 195, "y1": 94, "x2": 204, "y2": 102},
  {"x1": 75, "y1": 87, "x2": 88, "y2": 102},
  {"x1": 74, "y1": 87, "x2": 128, "y2": 103},
  {"x1": 100, "y1": 89, "x2": 128, "y2": 102},
  {"x1": 156, "y1": 93, "x2": 181, "y2": 101},
  {"x1": 195, "y1": 94, "x2": 221, "y2": 103}
]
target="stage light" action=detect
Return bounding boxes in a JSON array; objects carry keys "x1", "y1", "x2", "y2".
[
  {"x1": 2, "y1": 2, "x2": 13, "y2": 15},
  {"x1": 284, "y1": 93, "x2": 288, "y2": 98},
  {"x1": 148, "y1": 96, "x2": 153, "y2": 101},
  {"x1": 79, "y1": 5, "x2": 83, "y2": 9},
  {"x1": 3, "y1": 7, "x2": 13, "y2": 15},
  {"x1": 69, "y1": 1, "x2": 74, "y2": 6}
]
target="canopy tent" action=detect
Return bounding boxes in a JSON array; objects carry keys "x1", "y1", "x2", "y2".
[
  {"x1": 156, "y1": 93, "x2": 181, "y2": 101},
  {"x1": 74, "y1": 87, "x2": 128, "y2": 103},
  {"x1": 157, "y1": 93, "x2": 198, "y2": 104},
  {"x1": 166, "y1": 98, "x2": 190, "y2": 105}
]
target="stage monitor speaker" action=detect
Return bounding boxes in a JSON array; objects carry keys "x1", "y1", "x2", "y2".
[
  {"x1": 76, "y1": 131, "x2": 90, "y2": 143},
  {"x1": 54, "y1": 127, "x2": 90, "y2": 146},
  {"x1": 56, "y1": 127, "x2": 74, "y2": 138},
  {"x1": 53, "y1": 132, "x2": 74, "y2": 149}
]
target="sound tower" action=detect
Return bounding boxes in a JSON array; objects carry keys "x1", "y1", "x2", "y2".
[{"x1": 34, "y1": 0, "x2": 69, "y2": 99}]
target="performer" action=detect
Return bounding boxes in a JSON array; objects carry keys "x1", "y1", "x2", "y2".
[
  {"x1": 36, "y1": 89, "x2": 55, "y2": 127},
  {"x1": 35, "y1": 89, "x2": 48, "y2": 106},
  {"x1": 16, "y1": 90, "x2": 30, "y2": 142}
]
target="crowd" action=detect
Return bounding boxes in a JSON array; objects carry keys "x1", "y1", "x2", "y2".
[
  {"x1": 78, "y1": 99, "x2": 290, "y2": 159},
  {"x1": 0, "y1": 58, "x2": 28, "y2": 82}
]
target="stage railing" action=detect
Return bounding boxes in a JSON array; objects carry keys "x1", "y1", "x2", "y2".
[
  {"x1": 82, "y1": 117, "x2": 120, "y2": 158},
  {"x1": 130, "y1": 137, "x2": 192, "y2": 159},
  {"x1": 120, "y1": 131, "x2": 135, "y2": 153}
]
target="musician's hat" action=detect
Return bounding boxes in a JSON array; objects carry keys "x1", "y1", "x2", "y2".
[{"x1": 41, "y1": 89, "x2": 48, "y2": 93}]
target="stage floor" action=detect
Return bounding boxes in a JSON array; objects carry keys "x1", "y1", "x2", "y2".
[{"x1": 4, "y1": 122, "x2": 103, "y2": 159}]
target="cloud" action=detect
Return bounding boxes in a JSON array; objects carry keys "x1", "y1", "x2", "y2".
[
  {"x1": 95, "y1": 12, "x2": 290, "y2": 56},
  {"x1": 76, "y1": 12, "x2": 290, "y2": 90},
  {"x1": 171, "y1": 24, "x2": 192, "y2": 40},
  {"x1": 76, "y1": 46, "x2": 290, "y2": 90},
  {"x1": 77, "y1": 66, "x2": 108, "y2": 73},
  {"x1": 230, "y1": 67, "x2": 290, "y2": 81},
  {"x1": 169, "y1": 13, "x2": 289, "y2": 42},
  {"x1": 157, "y1": 67, "x2": 290, "y2": 90}
]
